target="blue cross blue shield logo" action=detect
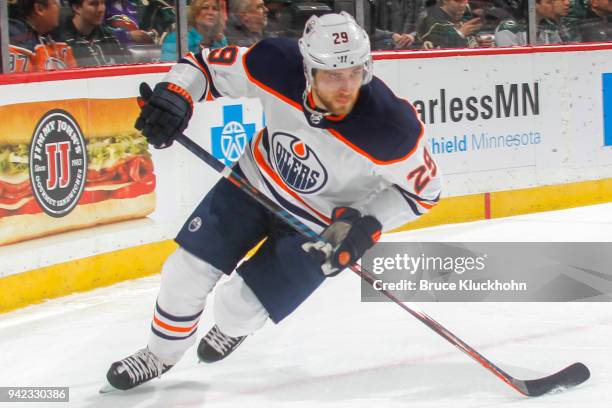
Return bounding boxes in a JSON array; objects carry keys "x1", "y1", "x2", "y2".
[
  {"x1": 211, "y1": 105, "x2": 256, "y2": 165},
  {"x1": 603, "y1": 73, "x2": 612, "y2": 147}
]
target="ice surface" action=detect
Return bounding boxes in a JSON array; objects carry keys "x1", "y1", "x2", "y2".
[{"x1": 1, "y1": 203, "x2": 611, "y2": 407}]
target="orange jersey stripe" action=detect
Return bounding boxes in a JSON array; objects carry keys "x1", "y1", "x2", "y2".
[
  {"x1": 305, "y1": 91, "x2": 347, "y2": 122},
  {"x1": 185, "y1": 52, "x2": 207, "y2": 77},
  {"x1": 327, "y1": 121, "x2": 424, "y2": 166},
  {"x1": 326, "y1": 98, "x2": 425, "y2": 165},
  {"x1": 184, "y1": 52, "x2": 214, "y2": 100},
  {"x1": 242, "y1": 49, "x2": 304, "y2": 111},
  {"x1": 417, "y1": 199, "x2": 437, "y2": 210}
]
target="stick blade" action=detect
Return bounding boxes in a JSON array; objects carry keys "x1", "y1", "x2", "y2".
[{"x1": 516, "y1": 362, "x2": 590, "y2": 397}]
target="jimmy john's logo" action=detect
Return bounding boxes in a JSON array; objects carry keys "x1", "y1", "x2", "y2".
[
  {"x1": 29, "y1": 109, "x2": 87, "y2": 217},
  {"x1": 271, "y1": 132, "x2": 327, "y2": 194}
]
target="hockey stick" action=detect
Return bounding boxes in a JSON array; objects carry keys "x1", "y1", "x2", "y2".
[{"x1": 175, "y1": 134, "x2": 590, "y2": 397}]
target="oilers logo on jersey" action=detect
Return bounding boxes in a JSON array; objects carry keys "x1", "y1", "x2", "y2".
[{"x1": 271, "y1": 132, "x2": 328, "y2": 194}]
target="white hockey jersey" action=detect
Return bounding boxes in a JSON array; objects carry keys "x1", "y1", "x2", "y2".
[{"x1": 166, "y1": 37, "x2": 441, "y2": 233}]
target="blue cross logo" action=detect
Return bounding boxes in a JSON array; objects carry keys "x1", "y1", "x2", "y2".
[
  {"x1": 604, "y1": 73, "x2": 612, "y2": 147},
  {"x1": 211, "y1": 105, "x2": 256, "y2": 165}
]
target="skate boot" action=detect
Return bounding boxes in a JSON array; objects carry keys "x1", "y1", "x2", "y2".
[
  {"x1": 100, "y1": 347, "x2": 173, "y2": 392},
  {"x1": 197, "y1": 324, "x2": 247, "y2": 363}
]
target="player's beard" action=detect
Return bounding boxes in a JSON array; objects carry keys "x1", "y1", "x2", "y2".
[{"x1": 312, "y1": 87, "x2": 359, "y2": 117}]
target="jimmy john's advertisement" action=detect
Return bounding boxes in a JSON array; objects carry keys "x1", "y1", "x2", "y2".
[
  {"x1": 0, "y1": 98, "x2": 156, "y2": 246},
  {"x1": 0, "y1": 67, "x2": 265, "y2": 277}
]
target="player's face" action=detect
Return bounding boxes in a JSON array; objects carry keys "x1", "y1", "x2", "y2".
[
  {"x1": 311, "y1": 66, "x2": 364, "y2": 116},
  {"x1": 75, "y1": 0, "x2": 106, "y2": 27}
]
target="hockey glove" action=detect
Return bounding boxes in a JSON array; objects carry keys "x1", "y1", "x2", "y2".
[
  {"x1": 302, "y1": 207, "x2": 382, "y2": 277},
  {"x1": 135, "y1": 82, "x2": 194, "y2": 149}
]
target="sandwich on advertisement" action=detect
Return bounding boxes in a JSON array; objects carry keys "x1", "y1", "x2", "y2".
[{"x1": 0, "y1": 98, "x2": 156, "y2": 245}]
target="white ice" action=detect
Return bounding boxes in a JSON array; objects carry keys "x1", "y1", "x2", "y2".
[{"x1": 1, "y1": 203, "x2": 611, "y2": 408}]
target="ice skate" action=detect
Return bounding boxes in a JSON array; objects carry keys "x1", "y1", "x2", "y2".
[
  {"x1": 197, "y1": 324, "x2": 247, "y2": 363},
  {"x1": 100, "y1": 347, "x2": 173, "y2": 393}
]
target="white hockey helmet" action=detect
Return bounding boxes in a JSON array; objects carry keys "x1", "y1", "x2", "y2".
[{"x1": 298, "y1": 12, "x2": 373, "y2": 87}]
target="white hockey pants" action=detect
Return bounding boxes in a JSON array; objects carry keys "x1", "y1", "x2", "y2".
[{"x1": 148, "y1": 248, "x2": 268, "y2": 365}]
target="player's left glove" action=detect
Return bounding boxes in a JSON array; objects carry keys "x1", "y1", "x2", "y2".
[{"x1": 302, "y1": 207, "x2": 382, "y2": 277}]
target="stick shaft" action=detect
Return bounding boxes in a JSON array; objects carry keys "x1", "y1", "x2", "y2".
[{"x1": 176, "y1": 134, "x2": 526, "y2": 395}]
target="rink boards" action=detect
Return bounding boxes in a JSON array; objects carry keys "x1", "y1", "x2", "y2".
[{"x1": 0, "y1": 43, "x2": 611, "y2": 312}]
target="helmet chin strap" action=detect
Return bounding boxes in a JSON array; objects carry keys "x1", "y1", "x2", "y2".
[{"x1": 302, "y1": 83, "x2": 331, "y2": 125}]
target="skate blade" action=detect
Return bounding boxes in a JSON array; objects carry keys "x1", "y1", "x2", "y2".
[{"x1": 99, "y1": 380, "x2": 119, "y2": 394}]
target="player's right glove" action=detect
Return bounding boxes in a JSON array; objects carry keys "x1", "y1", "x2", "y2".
[
  {"x1": 302, "y1": 207, "x2": 382, "y2": 277},
  {"x1": 135, "y1": 82, "x2": 194, "y2": 148}
]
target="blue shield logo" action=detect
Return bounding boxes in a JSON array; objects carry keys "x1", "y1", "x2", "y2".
[
  {"x1": 212, "y1": 105, "x2": 256, "y2": 165},
  {"x1": 604, "y1": 73, "x2": 612, "y2": 147}
]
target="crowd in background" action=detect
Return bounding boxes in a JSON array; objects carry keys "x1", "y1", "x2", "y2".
[{"x1": 5, "y1": 0, "x2": 611, "y2": 72}]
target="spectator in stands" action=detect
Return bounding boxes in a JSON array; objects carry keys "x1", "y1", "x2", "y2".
[
  {"x1": 60, "y1": 0, "x2": 132, "y2": 66},
  {"x1": 8, "y1": 0, "x2": 78, "y2": 72},
  {"x1": 550, "y1": 0, "x2": 574, "y2": 41},
  {"x1": 105, "y1": 0, "x2": 156, "y2": 44},
  {"x1": 495, "y1": 0, "x2": 564, "y2": 45},
  {"x1": 498, "y1": 0, "x2": 527, "y2": 18},
  {"x1": 308, "y1": 0, "x2": 411, "y2": 50},
  {"x1": 473, "y1": 0, "x2": 525, "y2": 20},
  {"x1": 573, "y1": 0, "x2": 610, "y2": 41},
  {"x1": 371, "y1": 28, "x2": 418, "y2": 50},
  {"x1": 225, "y1": 0, "x2": 269, "y2": 46},
  {"x1": 141, "y1": 0, "x2": 176, "y2": 40},
  {"x1": 161, "y1": 0, "x2": 227, "y2": 61},
  {"x1": 264, "y1": 0, "x2": 291, "y2": 38},
  {"x1": 470, "y1": 0, "x2": 514, "y2": 33},
  {"x1": 416, "y1": 0, "x2": 492, "y2": 48},
  {"x1": 375, "y1": 0, "x2": 427, "y2": 36},
  {"x1": 559, "y1": 0, "x2": 586, "y2": 41}
]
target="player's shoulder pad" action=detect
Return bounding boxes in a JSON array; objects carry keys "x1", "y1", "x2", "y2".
[
  {"x1": 244, "y1": 37, "x2": 305, "y2": 103},
  {"x1": 332, "y1": 77, "x2": 424, "y2": 164}
]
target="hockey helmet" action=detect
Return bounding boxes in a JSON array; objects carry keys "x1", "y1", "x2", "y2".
[{"x1": 298, "y1": 12, "x2": 373, "y2": 87}]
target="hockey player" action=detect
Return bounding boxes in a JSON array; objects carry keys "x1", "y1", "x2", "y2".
[{"x1": 102, "y1": 12, "x2": 441, "y2": 392}]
